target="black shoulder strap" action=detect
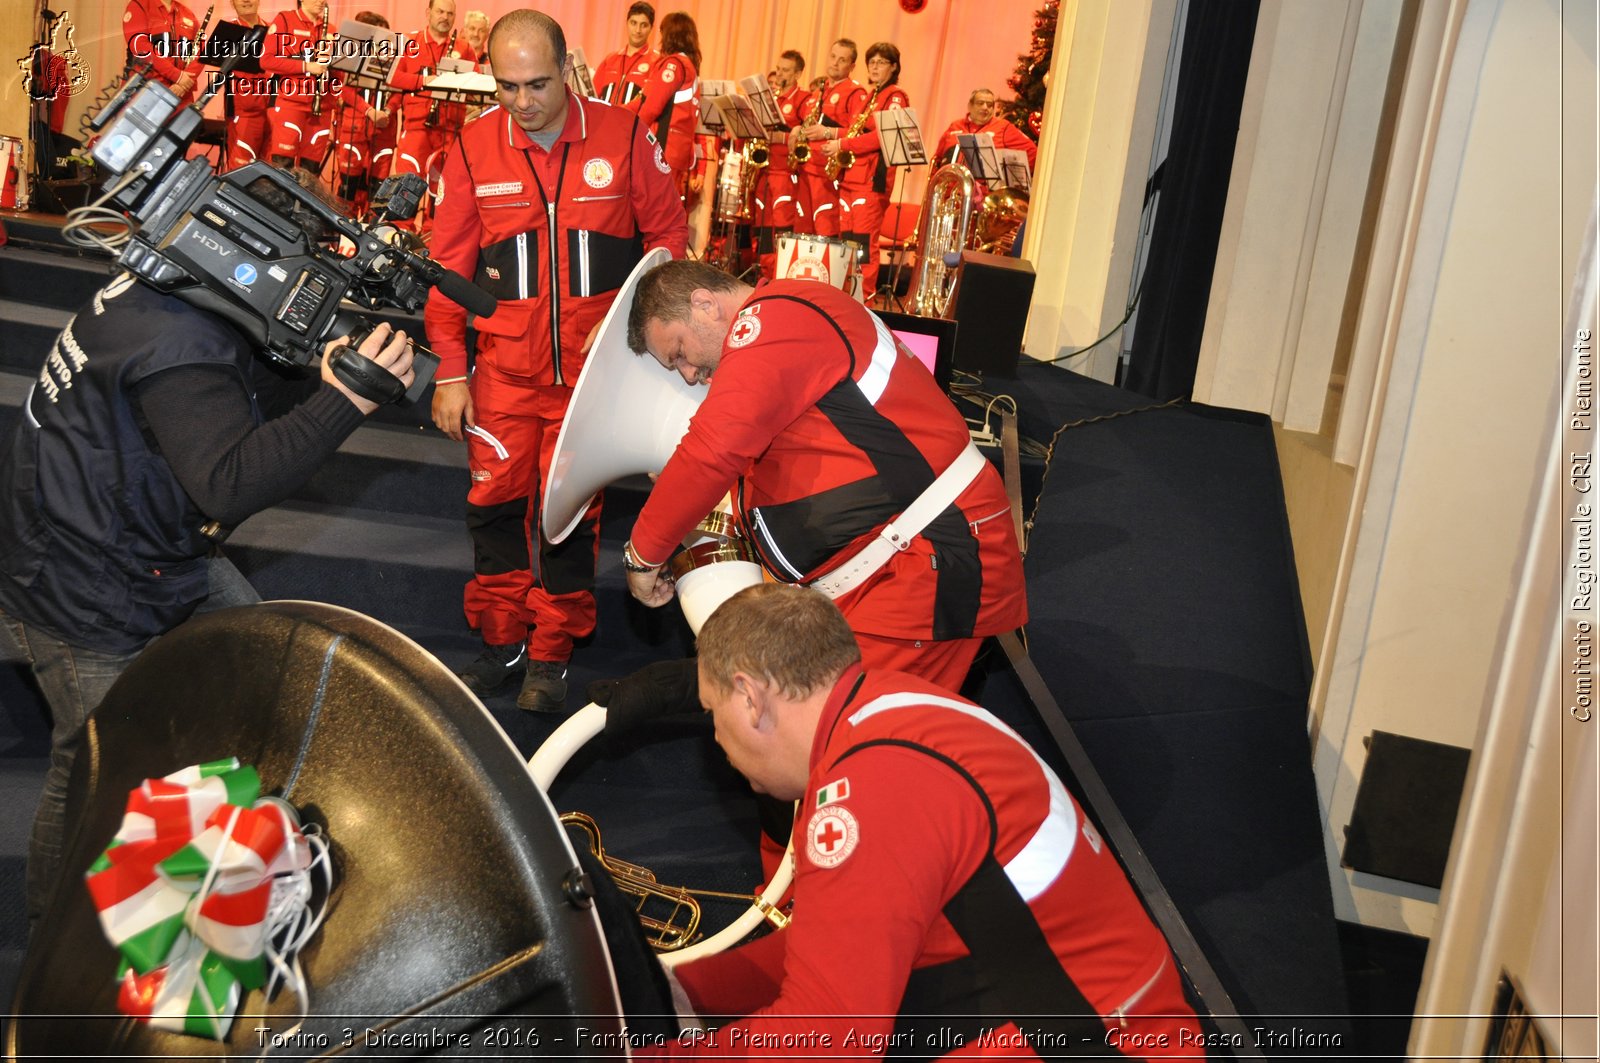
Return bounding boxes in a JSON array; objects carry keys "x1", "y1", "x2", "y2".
[{"x1": 831, "y1": 738, "x2": 1118, "y2": 1058}]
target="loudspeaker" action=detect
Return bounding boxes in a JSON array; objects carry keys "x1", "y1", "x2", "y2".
[{"x1": 949, "y1": 250, "x2": 1035, "y2": 378}]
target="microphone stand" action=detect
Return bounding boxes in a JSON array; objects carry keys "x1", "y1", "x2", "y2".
[{"x1": 876, "y1": 163, "x2": 912, "y2": 312}]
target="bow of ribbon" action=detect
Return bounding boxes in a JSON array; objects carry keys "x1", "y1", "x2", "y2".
[{"x1": 85, "y1": 758, "x2": 329, "y2": 1041}]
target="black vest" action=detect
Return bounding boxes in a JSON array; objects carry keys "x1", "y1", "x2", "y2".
[{"x1": 0, "y1": 278, "x2": 256, "y2": 652}]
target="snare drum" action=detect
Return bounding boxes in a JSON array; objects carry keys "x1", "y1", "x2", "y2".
[{"x1": 775, "y1": 232, "x2": 862, "y2": 292}]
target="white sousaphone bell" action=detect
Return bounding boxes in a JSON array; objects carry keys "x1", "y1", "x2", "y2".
[
  {"x1": 541, "y1": 245, "x2": 767, "y2": 633},
  {"x1": 532, "y1": 247, "x2": 783, "y2": 963}
]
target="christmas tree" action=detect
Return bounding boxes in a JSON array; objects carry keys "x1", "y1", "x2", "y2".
[{"x1": 1001, "y1": 0, "x2": 1059, "y2": 140}]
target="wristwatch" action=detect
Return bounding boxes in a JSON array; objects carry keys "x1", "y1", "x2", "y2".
[{"x1": 622, "y1": 541, "x2": 660, "y2": 574}]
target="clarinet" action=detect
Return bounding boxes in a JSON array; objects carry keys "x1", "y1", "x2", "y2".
[
  {"x1": 309, "y1": 9, "x2": 329, "y2": 118},
  {"x1": 424, "y1": 27, "x2": 456, "y2": 130}
]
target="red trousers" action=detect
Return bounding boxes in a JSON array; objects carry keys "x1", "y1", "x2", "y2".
[
  {"x1": 795, "y1": 169, "x2": 841, "y2": 236},
  {"x1": 464, "y1": 362, "x2": 602, "y2": 660},
  {"x1": 267, "y1": 103, "x2": 331, "y2": 167},
  {"x1": 839, "y1": 180, "x2": 887, "y2": 297},
  {"x1": 226, "y1": 108, "x2": 270, "y2": 170}
]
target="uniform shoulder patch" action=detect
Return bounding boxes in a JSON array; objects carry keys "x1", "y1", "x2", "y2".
[
  {"x1": 727, "y1": 315, "x2": 761, "y2": 349},
  {"x1": 805, "y1": 805, "x2": 859, "y2": 868},
  {"x1": 815, "y1": 777, "x2": 850, "y2": 808}
]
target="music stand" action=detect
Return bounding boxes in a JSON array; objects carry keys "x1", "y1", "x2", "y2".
[
  {"x1": 566, "y1": 47, "x2": 597, "y2": 98},
  {"x1": 411, "y1": 60, "x2": 496, "y2": 107},
  {"x1": 737, "y1": 74, "x2": 784, "y2": 130},
  {"x1": 712, "y1": 94, "x2": 767, "y2": 143},
  {"x1": 695, "y1": 78, "x2": 736, "y2": 138},
  {"x1": 196, "y1": 21, "x2": 264, "y2": 75},
  {"x1": 998, "y1": 149, "x2": 1032, "y2": 193},
  {"x1": 329, "y1": 19, "x2": 404, "y2": 95},
  {"x1": 956, "y1": 132, "x2": 1002, "y2": 184},
  {"x1": 875, "y1": 107, "x2": 930, "y2": 311}
]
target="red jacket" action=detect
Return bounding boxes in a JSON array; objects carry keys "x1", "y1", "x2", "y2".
[
  {"x1": 424, "y1": 94, "x2": 689, "y2": 385},
  {"x1": 624, "y1": 53, "x2": 698, "y2": 174},
  {"x1": 934, "y1": 115, "x2": 1038, "y2": 170},
  {"x1": 836, "y1": 84, "x2": 911, "y2": 190},
  {"x1": 387, "y1": 29, "x2": 478, "y2": 131},
  {"x1": 592, "y1": 47, "x2": 657, "y2": 105},
  {"x1": 800, "y1": 77, "x2": 866, "y2": 178},
  {"x1": 631, "y1": 281, "x2": 1027, "y2": 641},
  {"x1": 122, "y1": 0, "x2": 202, "y2": 97},
  {"x1": 659, "y1": 667, "x2": 1202, "y2": 1060},
  {"x1": 258, "y1": 8, "x2": 339, "y2": 111}
]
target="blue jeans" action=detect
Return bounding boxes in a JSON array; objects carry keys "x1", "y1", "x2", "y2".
[{"x1": 0, "y1": 555, "x2": 261, "y2": 931}]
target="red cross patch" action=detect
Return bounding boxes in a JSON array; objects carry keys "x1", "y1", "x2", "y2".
[
  {"x1": 806, "y1": 806, "x2": 859, "y2": 868},
  {"x1": 728, "y1": 316, "x2": 762, "y2": 348}
]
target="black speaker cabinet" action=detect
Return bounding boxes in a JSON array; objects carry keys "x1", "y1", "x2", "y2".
[{"x1": 949, "y1": 250, "x2": 1036, "y2": 378}]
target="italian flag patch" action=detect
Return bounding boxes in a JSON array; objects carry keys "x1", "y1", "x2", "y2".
[{"x1": 815, "y1": 778, "x2": 851, "y2": 808}]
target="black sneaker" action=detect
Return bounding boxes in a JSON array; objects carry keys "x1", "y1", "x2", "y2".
[
  {"x1": 517, "y1": 659, "x2": 569, "y2": 714},
  {"x1": 458, "y1": 641, "x2": 527, "y2": 697}
]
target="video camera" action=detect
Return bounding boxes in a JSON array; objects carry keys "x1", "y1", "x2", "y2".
[{"x1": 83, "y1": 66, "x2": 497, "y2": 406}]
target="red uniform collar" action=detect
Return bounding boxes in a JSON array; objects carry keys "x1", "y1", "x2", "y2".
[
  {"x1": 504, "y1": 89, "x2": 588, "y2": 150},
  {"x1": 811, "y1": 663, "x2": 868, "y2": 767}
]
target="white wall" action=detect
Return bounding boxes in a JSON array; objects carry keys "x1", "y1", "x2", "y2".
[
  {"x1": 1019, "y1": 0, "x2": 1177, "y2": 382},
  {"x1": 1314, "y1": 0, "x2": 1593, "y2": 935}
]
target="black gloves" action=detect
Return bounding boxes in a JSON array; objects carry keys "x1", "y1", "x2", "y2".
[{"x1": 587, "y1": 657, "x2": 702, "y2": 734}]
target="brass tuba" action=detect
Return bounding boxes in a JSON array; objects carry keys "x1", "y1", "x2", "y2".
[
  {"x1": 907, "y1": 163, "x2": 976, "y2": 317},
  {"x1": 974, "y1": 186, "x2": 1030, "y2": 256}
]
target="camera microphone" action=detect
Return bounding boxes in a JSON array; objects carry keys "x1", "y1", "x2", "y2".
[{"x1": 427, "y1": 262, "x2": 498, "y2": 319}]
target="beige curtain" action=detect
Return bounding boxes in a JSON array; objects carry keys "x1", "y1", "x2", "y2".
[{"x1": 56, "y1": 0, "x2": 1042, "y2": 207}]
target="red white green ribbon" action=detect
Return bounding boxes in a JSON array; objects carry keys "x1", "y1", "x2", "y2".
[{"x1": 85, "y1": 758, "x2": 321, "y2": 1041}]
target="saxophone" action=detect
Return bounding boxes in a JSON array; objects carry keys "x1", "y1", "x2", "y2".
[
  {"x1": 790, "y1": 89, "x2": 823, "y2": 166},
  {"x1": 825, "y1": 82, "x2": 882, "y2": 181}
]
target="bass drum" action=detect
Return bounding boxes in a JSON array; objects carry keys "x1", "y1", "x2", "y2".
[{"x1": 6, "y1": 601, "x2": 671, "y2": 1057}]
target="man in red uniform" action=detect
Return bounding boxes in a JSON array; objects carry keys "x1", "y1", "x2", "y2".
[
  {"x1": 387, "y1": 0, "x2": 478, "y2": 179},
  {"x1": 753, "y1": 49, "x2": 808, "y2": 278},
  {"x1": 623, "y1": 260, "x2": 1026, "y2": 689},
  {"x1": 790, "y1": 39, "x2": 865, "y2": 239},
  {"x1": 425, "y1": 10, "x2": 687, "y2": 712},
  {"x1": 591, "y1": 1, "x2": 657, "y2": 106},
  {"x1": 259, "y1": 0, "x2": 339, "y2": 167},
  {"x1": 122, "y1": 0, "x2": 205, "y2": 104},
  {"x1": 934, "y1": 87, "x2": 1039, "y2": 172},
  {"x1": 820, "y1": 42, "x2": 910, "y2": 300},
  {"x1": 644, "y1": 584, "x2": 1202, "y2": 1059},
  {"x1": 221, "y1": 0, "x2": 272, "y2": 170}
]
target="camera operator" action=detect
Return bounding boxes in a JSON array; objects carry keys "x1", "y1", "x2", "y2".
[{"x1": 0, "y1": 261, "x2": 414, "y2": 936}]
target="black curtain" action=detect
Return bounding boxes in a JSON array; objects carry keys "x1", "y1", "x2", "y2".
[{"x1": 1122, "y1": 0, "x2": 1260, "y2": 401}]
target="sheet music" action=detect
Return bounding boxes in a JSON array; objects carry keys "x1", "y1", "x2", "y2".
[
  {"x1": 713, "y1": 94, "x2": 767, "y2": 141},
  {"x1": 737, "y1": 74, "x2": 784, "y2": 129},
  {"x1": 566, "y1": 46, "x2": 597, "y2": 98},
  {"x1": 998, "y1": 148, "x2": 1032, "y2": 192},
  {"x1": 696, "y1": 78, "x2": 737, "y2": 136},
  {"x1": 877, "y1": 107, "x2": 927, "y2": 167},
  {"x1": 956, "y1": 132, "x2": 1002, "y2": 181},
  {"x1": 419, "y1": 66, "x2": 496, "y2": 100},
  {"x1": 329, "y1": 20, "x2": 405, "y2": 89}
]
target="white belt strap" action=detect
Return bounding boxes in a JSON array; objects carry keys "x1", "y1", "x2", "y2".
[{"x1": 811, "y1": 443, "x2": 988, "y2": 600}]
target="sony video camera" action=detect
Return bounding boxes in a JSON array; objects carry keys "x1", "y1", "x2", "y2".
[{"x1": 86, "y1": 71, "x2": 497, "y2": 406}]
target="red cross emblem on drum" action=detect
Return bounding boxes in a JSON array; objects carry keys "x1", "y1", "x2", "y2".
[
  {"x1": 728, "y1": 316, "x2": 762, "y2": 348},
  {"x1": 805, "y1": 805, "x2": 859, "y2": 868}
]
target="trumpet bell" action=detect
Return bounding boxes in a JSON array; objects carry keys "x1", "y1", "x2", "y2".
[{"x1": 542, "y1": 247, "x2": 704, "y2": 544}]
